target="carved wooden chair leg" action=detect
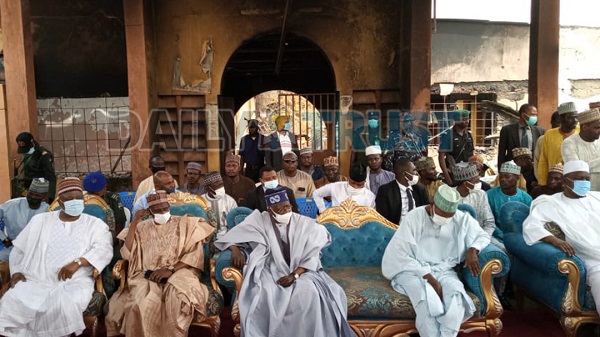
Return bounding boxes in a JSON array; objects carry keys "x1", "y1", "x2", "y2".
[
  {"x1": 486, "y1": 318, "x2": 503, "y2": 337},
  {"x1": 560, "y1": 317, "x2": 581, "y2": 337}
]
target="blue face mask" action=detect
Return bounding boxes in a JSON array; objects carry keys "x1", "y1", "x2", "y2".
[
  {"x1": 63, "y1": 199, "x2": 85, "y2": 216},
  {"x1": 526, "y1": 116, "x2": 538, "y2": 126},
  {"x1": 567, "y1": 178, "x2": 591, "y2": 197},
  {"x1": 264, "y1": 179, "x2": 278, "y2": 190},
  {"x1": 26, "y1": 147, "x2": 35, "y2": 155},
  {"x1": 283, "y1": 122, "x2": 291, "y2": 131}
]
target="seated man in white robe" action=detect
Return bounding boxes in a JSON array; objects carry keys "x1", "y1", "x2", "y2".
[
  {"x1": 0, "y1": 177, "x2": 113, "y2": 337},
  {"x1": 201, "y1": 171, "x2": 238, "y2": 239},
  {"x1": 215, "y1": 187, "x2": 355, "y2": 337},
  {"x1": 382, "y1": 184, "x2": 490, "y2": 337},
  {"x1": 523, "y1": 160, "x2": 600, "y2": 314},
  {"x1": 0, "y1": 178, "x2": 50, "y2": 261},
  {"x1": 313, "y1": 161, "x2": 375, "y2": 213}
]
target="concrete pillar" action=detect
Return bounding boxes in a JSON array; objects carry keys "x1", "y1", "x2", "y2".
[
  {"x1": 400, "y1": 0, "x2": 432, "y2": 113},
  {"x1": 124, "y1": 0, "x2": 156, "y2": 188},
  {"x1": 529, "y1": 0, "x2": 560, "y2": 129},
  {"x1": 0, "y1": 85, "x2": 11, "y2": 202},
  {"x1": 0, "y1": 0, "x2": 38, "y2": 159}
]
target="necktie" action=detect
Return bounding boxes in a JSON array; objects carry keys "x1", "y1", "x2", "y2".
[
  {"x1": 521, "y1": 126, "x2": 529, "y2": 148},
  {"x1": 407, "y1": 188, "x2": 414, "y2": 211}
]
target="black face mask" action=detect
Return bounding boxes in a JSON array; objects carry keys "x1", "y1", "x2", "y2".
[
  {"x1": 26, "y1": 196, "x2": 43, "y2": 208},
  {"x1": 165, "y1": 187, "x2": 176, "y2": 194}
]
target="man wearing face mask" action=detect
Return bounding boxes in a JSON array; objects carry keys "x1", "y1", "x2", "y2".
[
  {"x1": 14, "y1": 132, "x2": 56, "y2": 200},
  {"x1": 0, "y1": 178, "x2": 50, "y2": 262},
  {"x1": 243, "y1": 166, "x2": 300, "y2": 213},
  {"x1": 106, "y1": 191, "x2": 215, "y2": 337},
  {"x1": 134, "y1": 155, "x2": 179, "y2": 203},
  {"x1": 215, "y1": 187, "x2": 355, "y2": 337},
  {"x1": 132, "y1": 171, "x2": 178, "y2": 217},
  {"x1": 0, "y1": 177, "x2": 113, "y2": 337},
  {"x1": 376, "y1": 158, "x2": 429, "y2": 225},
  {"x1": 523, "y1": 160, "x2": 600, "y2": 315},
  {"x1": 382, "y1": 185, "x2": 490, "y2": 337},
  {"x1": 452, "y1": 163, "x2": 497, "y2": 246},
  {"x1": 498, "y1": 104, "x2": 545, "y2": 165},
  {"x1": 313, "y1": 162, "x2": 375, "y2": 213},
  {"x1": 264, "y1": 115, "x2": 300, "y2": 171},
  {"x1": 201, "y1": 171, "x2": 238, "y2": 239},
  {"x1": 562, "y1": 108, "x2": 600, "y2": 191}
]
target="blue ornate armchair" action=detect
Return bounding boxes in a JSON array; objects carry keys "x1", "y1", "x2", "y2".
[
  {"x1": 111, "y1": 192, "x2": 224, "y2": 337},
  {"x1": 218, "y1": 200, "x2": 510, "y2": 337},
  {"x1": 499, "y1": 201, "x2": 600, "y2": 337}
]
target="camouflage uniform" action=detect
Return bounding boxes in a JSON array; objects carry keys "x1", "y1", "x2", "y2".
[{"x1": 19, "y1": 145, "x2": 56, "y2": 200}]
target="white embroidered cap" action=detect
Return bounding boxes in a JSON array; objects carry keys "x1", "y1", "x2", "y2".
[{"x1": 563, "y1": 160, "x2": 590, "y2": 175}]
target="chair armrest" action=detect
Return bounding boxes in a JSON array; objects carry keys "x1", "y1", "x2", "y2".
[
  {"x1": 215, "y1": 250, "x2": 235, "y2": 288},
  {"x1": 112, "y1": 259, "x2": 128, "y2": 290},
  {"x1": 207, "y1": 258, "x2": 222, "y2": 296},
  {"x1": 462, "y1": 244, "x2": 510, "y2": 317},
  {"x1": 93, "y1": 268, "x2": 104, "y2": 294},
  {"x1": 222, "y1": 266, "x2": 243, "y2": 326}
]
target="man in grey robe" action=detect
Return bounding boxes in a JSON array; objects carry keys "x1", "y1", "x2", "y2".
[
  {"x1": 382, "y1": 184, "x2": 490, "y2": 337},
  {"x1": 215, "y1": 187, "x2": 355, "y2": 337}
]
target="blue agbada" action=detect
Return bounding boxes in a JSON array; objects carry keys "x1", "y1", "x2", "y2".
[{"x1": 215, "y1": 210, "x2": 355, "y2": 337}]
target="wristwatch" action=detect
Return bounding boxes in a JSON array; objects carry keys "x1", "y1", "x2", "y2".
[
  {"x1": 168, "y1": 266, "x2": 176, "y2": 273},
  {"x1": 293, "y1": 273, "x2": 300, "y2": 280},
  {"x1": 74, "y1": 258, "x2": 82, "y2": 267}
]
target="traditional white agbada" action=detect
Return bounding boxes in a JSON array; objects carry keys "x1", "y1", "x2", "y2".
[
  {"x1": 312, "y1": 181, "x2": 375, "y2": 213},
  {"x1": 561, "y1": 134, "x2": 600, "y2": 191},
  {"x1": 0, "y1": 198, "x2": 49, "y2": 261},
  {"x1": 0, "y1": 212, "x2": 113, "y2": 337},
  {"x1": 382, "y1": 207, "x2": 490, "y2": 337},
  {"x1": 523, "y1": 191, "x2": 600, "y2": 313}
]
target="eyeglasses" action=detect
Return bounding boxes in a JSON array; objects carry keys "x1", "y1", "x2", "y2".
[{"x1": 284, "y1": 160, "x2": 297, "y2": 164}]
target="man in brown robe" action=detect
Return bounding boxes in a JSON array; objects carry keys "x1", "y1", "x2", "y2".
[
  {"x1": 106, "y1": 191, "x2": 215, "y2": 337},
  {"x1": 222, "y1": 152, "x2": 256, "y2": 205}
]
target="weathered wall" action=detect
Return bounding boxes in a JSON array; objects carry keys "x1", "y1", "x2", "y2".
[
  {"x1": 432, "y1": 20, "x2": 600, "y2": 109},
  {"x1": 153, "y1": 0, "x2": 402, "y2": 100}
]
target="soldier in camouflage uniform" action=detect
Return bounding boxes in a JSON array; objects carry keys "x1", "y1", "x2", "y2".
[{"x1": 15, "y1": 132, "x2": 57, "y2": 201}]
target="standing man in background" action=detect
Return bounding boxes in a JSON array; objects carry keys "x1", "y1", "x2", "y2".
[
  {"x1": 239, "y1": 119, "x2": 264, "y2": 182},
  {"x1": 14, "y1": 132, "x2": 56, "y2": 201},
  {"x1": 438, "y1": 110, "x2": 474, "y2": 186},
  {"x1": 497, "y1": 104, "x2": 545, "y2": 165},
  {"x1": 264, "y1": 116, "x2": 300, "y2": 171},
  {"x1": 561, "y1": 108, "x2": 600, "y2": 191}
]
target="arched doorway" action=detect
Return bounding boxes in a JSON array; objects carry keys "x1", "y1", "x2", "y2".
[{"x1": 219, "y1": 32, "x2": 337, "y2": 165}]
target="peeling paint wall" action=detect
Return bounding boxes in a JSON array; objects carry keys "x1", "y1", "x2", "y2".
[{"x1": 432, "y1": 20, "x2": 600, "y2": 109}]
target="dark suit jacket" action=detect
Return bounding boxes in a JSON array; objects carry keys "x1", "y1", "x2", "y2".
[
  {"x1": 375, "y1": 181, "x2": 429, "y2": 225},
  {"x1": 242, "y1": 185, "x2": 300, "y2": 214},
  {"x1": 498, "y1": 122, "x2": 545, "y2": 165},
  {"x1": 263, "y1": 131, "x2": 300, "y2": 171}
]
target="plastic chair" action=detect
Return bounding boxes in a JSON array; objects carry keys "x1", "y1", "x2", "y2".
[
  {"x1": 118, "y1": 191, "x2": 136, "y2": 213},
  {"x1": 296, "y1": 197, "x2": 318, "y2": 219}
]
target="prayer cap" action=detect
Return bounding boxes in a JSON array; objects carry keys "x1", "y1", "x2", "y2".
[
  {"x1": 147, "y1": 190, "x2": 169, "y2": 207},
  {"x1": 577, "y1": 108, "x2": 600, "y2": 125},
  {"x1": 16, "y1": 132, "x2": 34, "y2": 154},
  {"x1": 563, "y1": 160, "x2": 589, "y2": 175},
  {"x1": 414, "y1": 157, "x2": 435, "y2": 172},
  {"x1": 323, "y1": 156, "x2": 339, "y2": 167},
  {"x1": 300, "y1": 147, "x2": 313, "y2": 155},
  {"x1": 204, "y1": 171, "x2": 223, "y2": 186},
  {"x1": 511, "y1": 147, "x2": 532, "y2": 159},
  {"x1": 349, "y1": 162, "x2": 368, "y2": 182},
  {"x1": 433, "y1": 184, "x2": 460, "y2": 213},
  {"x1": 452, "y1": 162, "x2": 478, "y2": 182},
  {"x1": 57, "y1": 177, "x2": 83, "y2": 196},
  {"x1": 468, "y1": 154, "x2": 485, "y2": 165},
  {"x1": 455, "y1": 109, "x2": 471, "y2": 117},
  {"x1": 500, "y1": 161, "x2": 521, "y2": 176},
  {"x1": 225, "y1": 153, "x2": 240, "y2": 165},
  {"x1": 186, "y1": 162, "x2": 202, "y2": 172},
  {"x1": 365, "y1": 145, "x2": 382, "y2": 156},
  {"x1": 265, "y1": 187, "x2": 290, "y2": 207},
  {"x1": 83, "y1": 171, "x2": 107, "y2": 193},
  {"x1": 29, "y1": 178, "x2": 49, "y2": 194},
  {"x1": 247, "y1": 119, "x2": 259, "y2": 127},
  {"x1": 549, "y1": 163, "x2": 564, "y2": 175},
  {"x1": 558, "y1": 102, "x2": 577, "y2": 115}
]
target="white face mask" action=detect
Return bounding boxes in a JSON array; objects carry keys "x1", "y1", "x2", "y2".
[
  {"x1": 431, "y1": 206, "x2": 452, "y2": 226},
  {"x1": 346, "y1": 184, "x2": 363, "y2": 196},
  {"x1": 471, "y1": 182, "x2": 482, "y2": 190},
  {"x1": 26, "y1": 147, "x2": 35, "y2": 155},
  {"x1": 153, "y1": 211, "x2": 171, "y2": 225},
  {"x1": 405, "y1": 172, "x2": 419, "y2": 186},
  {"x1": 264, "y1": 179, "x2": 279, "y2": 190},
  {"x1": 272, "y1": 210, "x2": 292, "y2": 224},
  {"x1": 214, "y1": 187, "x2": 226, "y2": 197}
]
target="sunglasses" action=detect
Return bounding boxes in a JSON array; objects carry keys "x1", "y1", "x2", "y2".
[{"x1": 284, "y1": 160, "x2": 297, "y2": 164}]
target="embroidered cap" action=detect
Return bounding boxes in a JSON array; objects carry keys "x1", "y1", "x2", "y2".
[
  {"x1": 147, "y1": 190, "x2": 169, "y2": 207},
  {"x1": 323, "y1": 156, "x2": 339, "y2": 167},
  {"x1": 29, "y1": 178, "x2": 49, "y2": 194},
  {"x1": 549, "y1": 163, "x2": 564, "y2": 175},
  {"x1": 186, "y1": 162, "x2": 202, "y2": 172},
  {"x1": 57, "y1": 177, "x2": 83, "y2": 196},
  {"x1": 433, "y1": 184, "x2": 460, "y2": 213},
  {"x1": 577, "y1": 108, "x2": 600, "y2": 125},
  {"x1": 414, "y1": 157, "x2": 435, "y2": 172},
  {"x1": 563, "y1": 160, "x2": 590, "y2": 175},
  {"x1": 500, "y1": 161, "x2": 521, "y2": 176},
  {"x1": 300, "y1": 147, "x2": 313, "y2": 156},
  {"x1": 511, "y1": 147, "x2": 532, "y2": 159},
  {"x1": 468, "y1": 154, "x2": 485, "y2": 165},
  {"x1": 452, "y1": 162, "x2": 479, "y2": 182},
  {"x1": 365, "y1": 145, "x2": 382, "y2": 156},
  {"x1": 265, "y1": 187, "x2": 290, "y2": 207},
  {"x1": 83, "y1": 171, "x2": 107, "y2": 193},
  {"x1": 204, "y1": 171, "x2": 223, "y2": 186},
  {"x1": 558, "y1": 102, "x2": 578, "y2": 115},
  {"x1": 225, "y1": 153, "x2": 240, "y2": 165},
  {"x1": 349, "y1": 162, "x2": 367, "y2": 182}
]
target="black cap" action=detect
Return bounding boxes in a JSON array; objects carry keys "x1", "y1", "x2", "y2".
[
  {"x1": 16, "y1": 132, "x2": 34, "y2": 154},
  {"x1": 349, "y1": 162, "x2": 367, "y2": 182},
  {"x1": 248, "y1": 119, "x2": 259, "y2": 127}
]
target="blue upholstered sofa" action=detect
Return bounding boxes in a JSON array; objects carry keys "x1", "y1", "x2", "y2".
[
  {"x1": 218, "y1": 199, "x2": 510, "y2": 337},
  {"x1": 499, "y1": 201, "x2": 600, "y2": 337}
]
